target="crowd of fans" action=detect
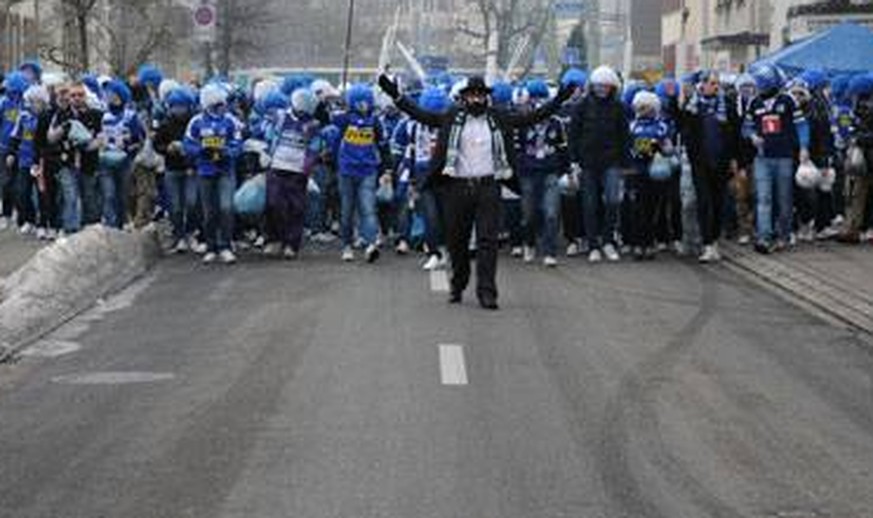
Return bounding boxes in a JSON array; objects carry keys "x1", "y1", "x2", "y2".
[{"x1": 1, "y1": 58, "x2": 872, "y2": 268}]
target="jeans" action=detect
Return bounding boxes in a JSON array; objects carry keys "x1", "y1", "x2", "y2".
[
  {"x1": 80, "y1": 172, "x2": 101, "y2": 227},
  {"x1": 419, "y1": 187, "x2": 444, "y2": 253},
  {"x1": 581, "y1": 167, "x2": 622, "y2": 249},
  {"x1": 338, "y1": 173, "x2": 378, "y2": 247},
  {"x1": 305, "y1": 164, "x2": 329, "y2": 234},
  {"x1": 199, "y1": 172, "x2": 236, "y2": 253},
  {"x1": 98, "y1": 158, "x2": 132, "y2": 228},
  {"x1": 164, "y1": 169, "x2": 200, "y2": 241},
  {"x1": 58, "y1": 167, "x2": 81, "y2": 232},
  {"x1": 754, "y1": 157, "x2": 795, "y2": 244},
  {"x1": 520, "y1": 172, "x2": 561, "y2": 257}
]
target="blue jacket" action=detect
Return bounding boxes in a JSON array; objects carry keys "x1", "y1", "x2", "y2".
[
  {"x1": 630, "y1": 116, "x2": 671, "y2": 166},
  {"x1": 10, "y1": 107, "x2": 39, "y2": 169},
  {"x1": 0, "y1": 94, "x2": 22, "y2": 151},
  {"x1": 184, "y1": 112, "x2": 243, "y2": 177},
  {"x1": 332, "y1": 111, "x2": 387, "y2": 177},
  {"x1": 391, "y1": 119, "x2": 441, "y2": 182},
  {"x1": 101, "y1": 107, "x2": 146, "y2": 157}
]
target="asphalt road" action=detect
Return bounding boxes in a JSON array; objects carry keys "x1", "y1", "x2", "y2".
[{"x1": 1, "y1": 250, "x2": 873, "y2": 518}]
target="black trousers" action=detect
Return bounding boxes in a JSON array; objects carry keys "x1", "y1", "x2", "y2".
[
  {"x1": 693, "y1": 160, "x2": 728, "y2": 246},
  {"x1": 443, "y1": 177, "x2": 500, "y2": 302}
]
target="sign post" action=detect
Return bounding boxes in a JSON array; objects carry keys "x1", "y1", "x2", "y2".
[{"x1": 193, "y1": 1, "x2": 217, "y2": 78}]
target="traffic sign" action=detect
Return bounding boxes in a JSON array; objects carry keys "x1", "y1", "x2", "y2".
[{"x1": 193, "y1": 2, "x2": 217, "y2": 43}]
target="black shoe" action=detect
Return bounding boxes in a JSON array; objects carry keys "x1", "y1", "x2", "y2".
[
  {"x1": 754, "y1": 241, "x2": 773, "y2": 255},
  {"x1": 479, "y1": 298, "x2": 499, "y2": 311},
  {"x1": 366, "y1": 244, "x2": 380, "y2": 263},
  {"x1": 448, "y1": 292, "x2": 462, "y2": 304}
]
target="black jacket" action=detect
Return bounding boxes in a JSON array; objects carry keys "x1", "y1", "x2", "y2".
[
  {"x1": 681, "y1": 94, "x2": 739, "y2": 171},
  {"x1": 51, "y1": 106, "x2": 103, "y2": 173},
  {"x1": 154, "y1": 113, "x2": 194, "y2": 171},
  {"x1": 568, "y1": 94, "x2": 630, "y2": 171},
  {"x1": 395, "y1": 93, "x2": 569, "y2": 183}
]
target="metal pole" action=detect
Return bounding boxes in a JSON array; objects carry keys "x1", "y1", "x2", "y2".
[
  {"x1": 33, "y1": 0, "x2": 40, "y2": 57},
  {"x1": 341, "y1": 0, "x2": 355, "y2": 89}
]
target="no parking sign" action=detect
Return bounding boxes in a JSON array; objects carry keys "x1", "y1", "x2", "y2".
[{"x1": 193, "y1": 2, "x2": 217, "y2": 43}]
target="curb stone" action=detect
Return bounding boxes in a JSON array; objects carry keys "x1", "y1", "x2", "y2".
[{"x1": 722, "y1": 242, "x2": 873, "y2": 336}]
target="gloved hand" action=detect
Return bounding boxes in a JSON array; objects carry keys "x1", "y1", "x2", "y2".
[
  {"x1": 378, "y1": 74, "x2": 401, "y2": 101},
  {"x1": 556, "y1": 84, "x2": 575, "y2": 103}
]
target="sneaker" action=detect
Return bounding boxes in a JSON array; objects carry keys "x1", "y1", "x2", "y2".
[
  {"x1": 395, "y1": 240, "x2": 410, "y2": 255},
  {"x1": 35, "y1": 227, "x2": 47, "y2": 240},
  {"x1": 253, "y1": 235, "x2": 266, "y2": 248},
  {"x1": 173, "y1": 239, "x2": 189, "y2": 254},
  {"x1": 219, "y1": 249, "x2": 237, "y2": 264},
  {"x1": 510, "y1": 246, "x2": 523, "y2": 258},
  {"x1": 817, "y1": 226, "x2": 840, "y2": 240},
  {"x1": 523, "y1": 245, "x2": 535, "y2": 263},
  {"x1": 673, "y1": 240, "x2": 687, "y2": 255},
  {"x1": 423, "y1": 254, "x2": 441, "y2": 271},
  {"x1": 655, "y1": 242, "x2": 668, "y2": 253},
  {"x1": 797, "y1": 223, "x2": 815, "y2": 243},
  {"x1": 588, "y1": 249, "x2": 603, "y2": 263},
  {"x1": 543, "y1": 256, "x2": 558, "y2": 268},
  {"x1": 46, "y1": 229, "x2": 58, "y2": 241},
  {"x1": 737, "y1": 235, "x2": 751, "y2": 246},
  {"x1": 698, "y1": 244, "x2": 721, "y2": 263},
  {"x1": 235, "y1": 240, "x2": 252, "y2": 252},
  {"x1": 366, "y1": 244, "x2": 380, "y2": 263},
  {"x1": 263, "y1": 242, "x2": 282, "y2": 256},
  {"x1": 19, "y1": 222, "x2": 35, "y2": 235},
  {"x1": 566, "y1": 241, "x2": 580, "y2": 257},
  {"x1": 190, "y1": 240, "x2": 208, "y2": 255},
  {"x1": 864, "y1": 229, "x2": 873, "y2": 243},
  {"x1": 0, "y1": 217, "x2": 8, "y2": 231},
  {"x1": 603, "y1": 243, "x2": 620, "y2": 262},
  {"x1": 283, "y1": 246, "x2": 298, "y2": 260},
  {"x1": 341, "y1": 247, "x2": 355, "y2": 262},
  {"x1": 202, "y1": 251, "x2": 218, "y2": 264}
]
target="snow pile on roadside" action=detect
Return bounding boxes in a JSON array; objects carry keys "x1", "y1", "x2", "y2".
[{"x1": 0, "y1": 225, "x2": 161, "y2": 360}]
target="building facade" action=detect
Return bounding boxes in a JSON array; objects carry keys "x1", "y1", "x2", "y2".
[{"x1": 701, "y1": 0, "x2": 772, "y2": 72}]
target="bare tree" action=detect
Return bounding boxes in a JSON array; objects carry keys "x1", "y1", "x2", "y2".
[
  {"x1": 98, "y1": 0, "x2": 174, "y2": 77},
  {"x1": 457, "y1": 0, "x2": 551, "y2": 74},
  {"x1": 215, "y1": 0, "x2": 283, "y2": 76}
]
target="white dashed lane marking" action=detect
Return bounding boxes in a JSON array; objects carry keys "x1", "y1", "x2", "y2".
[
  {"x1": 430, "y1": 270, "x2": 449, "y2": 293},
  {"x1": 439, "y1": 344, "x2": 468, "y2": 386},
  {"x1": 52, "y1": 372, "x2": 176, "y2": 385}
]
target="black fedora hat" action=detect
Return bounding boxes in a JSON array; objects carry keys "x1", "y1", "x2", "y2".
[{"x1": 459, "y1": 76, "x2": 492, "y2": 95}]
